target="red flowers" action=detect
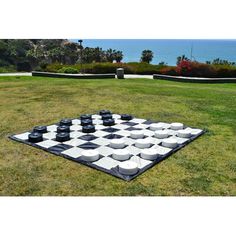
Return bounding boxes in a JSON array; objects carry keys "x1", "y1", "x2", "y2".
[{"x1": 176, "y1": 60, "x2": 192, "y2": 74}]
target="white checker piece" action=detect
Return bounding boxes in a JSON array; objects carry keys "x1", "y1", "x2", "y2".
[
  {"x1": 14, "y1": 132, "x2": 31, "y2": 140},
  {"x1": 62, "y1": 147, "x2": 83, "y2": 158},
  {"x1": 36, "y1": 140, "x2": 60, "y2": 148},
  {"x1": 93, "y1": 156, "x2": 120, "y2": 170}
]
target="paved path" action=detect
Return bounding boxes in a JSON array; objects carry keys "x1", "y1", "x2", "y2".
[
  {"x1": 124, "y1": 74, "x2": 153, "y2": 79},
  {"x1": 0, "y1": 72, "x2": 153, "y2": 79},
  {"x1": 0, "y1": 72, "x2": 32, "y2": 76}
]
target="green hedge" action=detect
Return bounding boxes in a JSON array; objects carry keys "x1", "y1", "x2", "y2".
[
  {"x1": 45, "y1": 62, "x2": 165, "y2": 75},
  {"x1": 44, "y1": 62, "x2": 236, "y2": 78}
]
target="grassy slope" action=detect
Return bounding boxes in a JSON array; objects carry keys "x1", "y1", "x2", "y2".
[{"x1": 0, "y1": 76, "x2": 235, "y2": 196}]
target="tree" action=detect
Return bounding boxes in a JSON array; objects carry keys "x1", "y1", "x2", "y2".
[
  {"x1": 140, "y1": 50, "x2": 153, "y2": 63},
  {"x1": 176, "y1": 55, "x2": 189, "y2": 65},
  {"x1": 114, "y1": 51, "x2": 123, "y2": 63},
  {"x1": 105, "y1": 48, "x2": 116, "y2": 63}
]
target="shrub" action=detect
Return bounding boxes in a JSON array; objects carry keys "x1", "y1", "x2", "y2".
[
  {"x1": 159, "y1": 66, "x2": 178, "y2": 76},
  {"x1": 58, "y1": 67, "x2": 79, "y2": 74},
  {"x1": 176, "y1": 61, "x2": 217, "y2": 77},
  {"x1": 46, "y1": 63, "x2": 64, "y2": 72},
  {"x1": 16, "y1": 61, "x2": 32, "y2": 72}
]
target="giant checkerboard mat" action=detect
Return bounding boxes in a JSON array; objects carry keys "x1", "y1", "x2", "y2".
[{"x1": 10, "y1": 111, "x2": 204, "y2": 181}]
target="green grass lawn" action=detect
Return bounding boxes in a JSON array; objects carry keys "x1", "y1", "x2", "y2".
[{"x1": 0, "y1": 76, "x2": 235, "y2": 196}]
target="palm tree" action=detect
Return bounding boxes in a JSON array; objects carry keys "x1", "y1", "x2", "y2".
[
  {"x1": 114, "y1": 51, "x2": 123, "y2": 63},
  {"x1": 140, "y1": 50, "x2": 153, "y2": 63}
]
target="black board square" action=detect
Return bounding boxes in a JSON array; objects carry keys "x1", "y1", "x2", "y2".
[
  {"x1": 125, "y1": 127, "x2": 143, "y2": 131},
  {"x1": 79, "y1": 134, "x2": 98, "y2": 141},
  {"x1": 48, "y1": 144, "x2": 73, "y2": 153},
  {"x1": 102, "y1": 127, "x2": 120, "y2": 133},
  {"x1": 120, "y1": 121, "x2": 138, "y2": 126},
  {"x1": 78, "y1": 142, "x2": 100, "y2": 149},
  {"x1": 103, "y1": 134, "x2": 124, "y2": 139},
  {"x1": 142, "y1": 120, "x2": 154, "y2": 125}
]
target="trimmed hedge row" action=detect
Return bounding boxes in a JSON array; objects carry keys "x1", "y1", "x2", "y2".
[
  {"x1": 44, "y1": 62, "x2": 165, "y2": 75},
  {"x1": 41, "y1": 61, "x2": 236, "y2": 78}
]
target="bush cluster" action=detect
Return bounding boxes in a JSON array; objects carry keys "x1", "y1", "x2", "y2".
[{"x1": 58, "y1": 67, "x2": 79, "y2": 74}]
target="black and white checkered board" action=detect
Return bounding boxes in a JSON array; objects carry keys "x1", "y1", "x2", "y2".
[{"x1": 9, "y1": 112, "x2": 204, "y2": 181}]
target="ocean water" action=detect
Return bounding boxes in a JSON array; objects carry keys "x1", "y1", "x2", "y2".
[{"x1": 71, "y1": 39, "x2": 236, "y2": 66}]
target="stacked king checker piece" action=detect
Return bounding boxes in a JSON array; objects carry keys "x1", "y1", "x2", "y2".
[{"x1": 10, "y1": 110, "x2": 205, "y2": 181}]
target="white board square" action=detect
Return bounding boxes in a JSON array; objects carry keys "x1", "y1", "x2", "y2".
[
  {"x1": 96, "y1": 146, "x2": 114, "y2": 156},
  {"x1": 94, "y1": 130, "x2": 108, "y2": 137},
  {"x1": 152, "y1": 145, "x2": 172, "y2": 155},
  {"x1": 112, "y1": 124, "x2": 129, "y2": 130},
  {"x1": 70, "y1": 125, "x2": 82, "y2": 131},
  {"x1": 132, "y1": 118, "x2": 147, "y2": 123},
  {"x1": 93, "y1": 119, "x2": 103, "y2": 125},
  {"x1": 63, "y1": 138, "x2": 86, "y2": 147},
  {"x1": 62, "y1": 147, "x2": 83, "y2": 158},
  {"x1": 112, "y1": 114, "x2": 121, "y2": 119},
  {"x1": 70, "y1": 131, "x2": 84, "y2": 138},
  {"x1": 14, "y1": 132, "x2": 30, "y2": 140},
  {"x1": 130, "y1": 156, "x2": 152, "y2": 168},
  {"x1": 43, "y1": 132, "x2": 56, "y2": 140},
  {"x1": 114, "y1": 130, "x2": 130, "y2": 137},
  {"x1": 93, "y1": 156, "x2": 120, "y2": 170},
  {"x1": 72, "y1": 119, "x2": 81, "y2": 125},
  {"x1": 47, "y1": 125, "x2": 58, "y2": 132},
  {"x1": 92, "y1": 137, "x2": 110, "y2": 146},
  {"x1": 36, "y1": 140, "x2": 60, "y2": 148}
]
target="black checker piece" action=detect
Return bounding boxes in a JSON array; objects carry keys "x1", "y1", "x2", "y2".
[
  {"x1": 99, "y1": 110, "x2": 111, "y2": 115},
  {"x1": 28, "y1": 132, "x2": 43, "y2": 143},
  {"x1": 57, "y1": 125, "x2": 70, "y2": 133},
  {"x1": 33, "y1": 126, "x2": 47, "y2": 133},
  {"x1": 80, "y1": 114, "x2": 92, "y2": 120},
  {"x1": 81, "y1": 119, "x2": 93, "y2": 126},
  {"x1": 60, "y1": 119, "x2": 72, "y2": 126}
]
